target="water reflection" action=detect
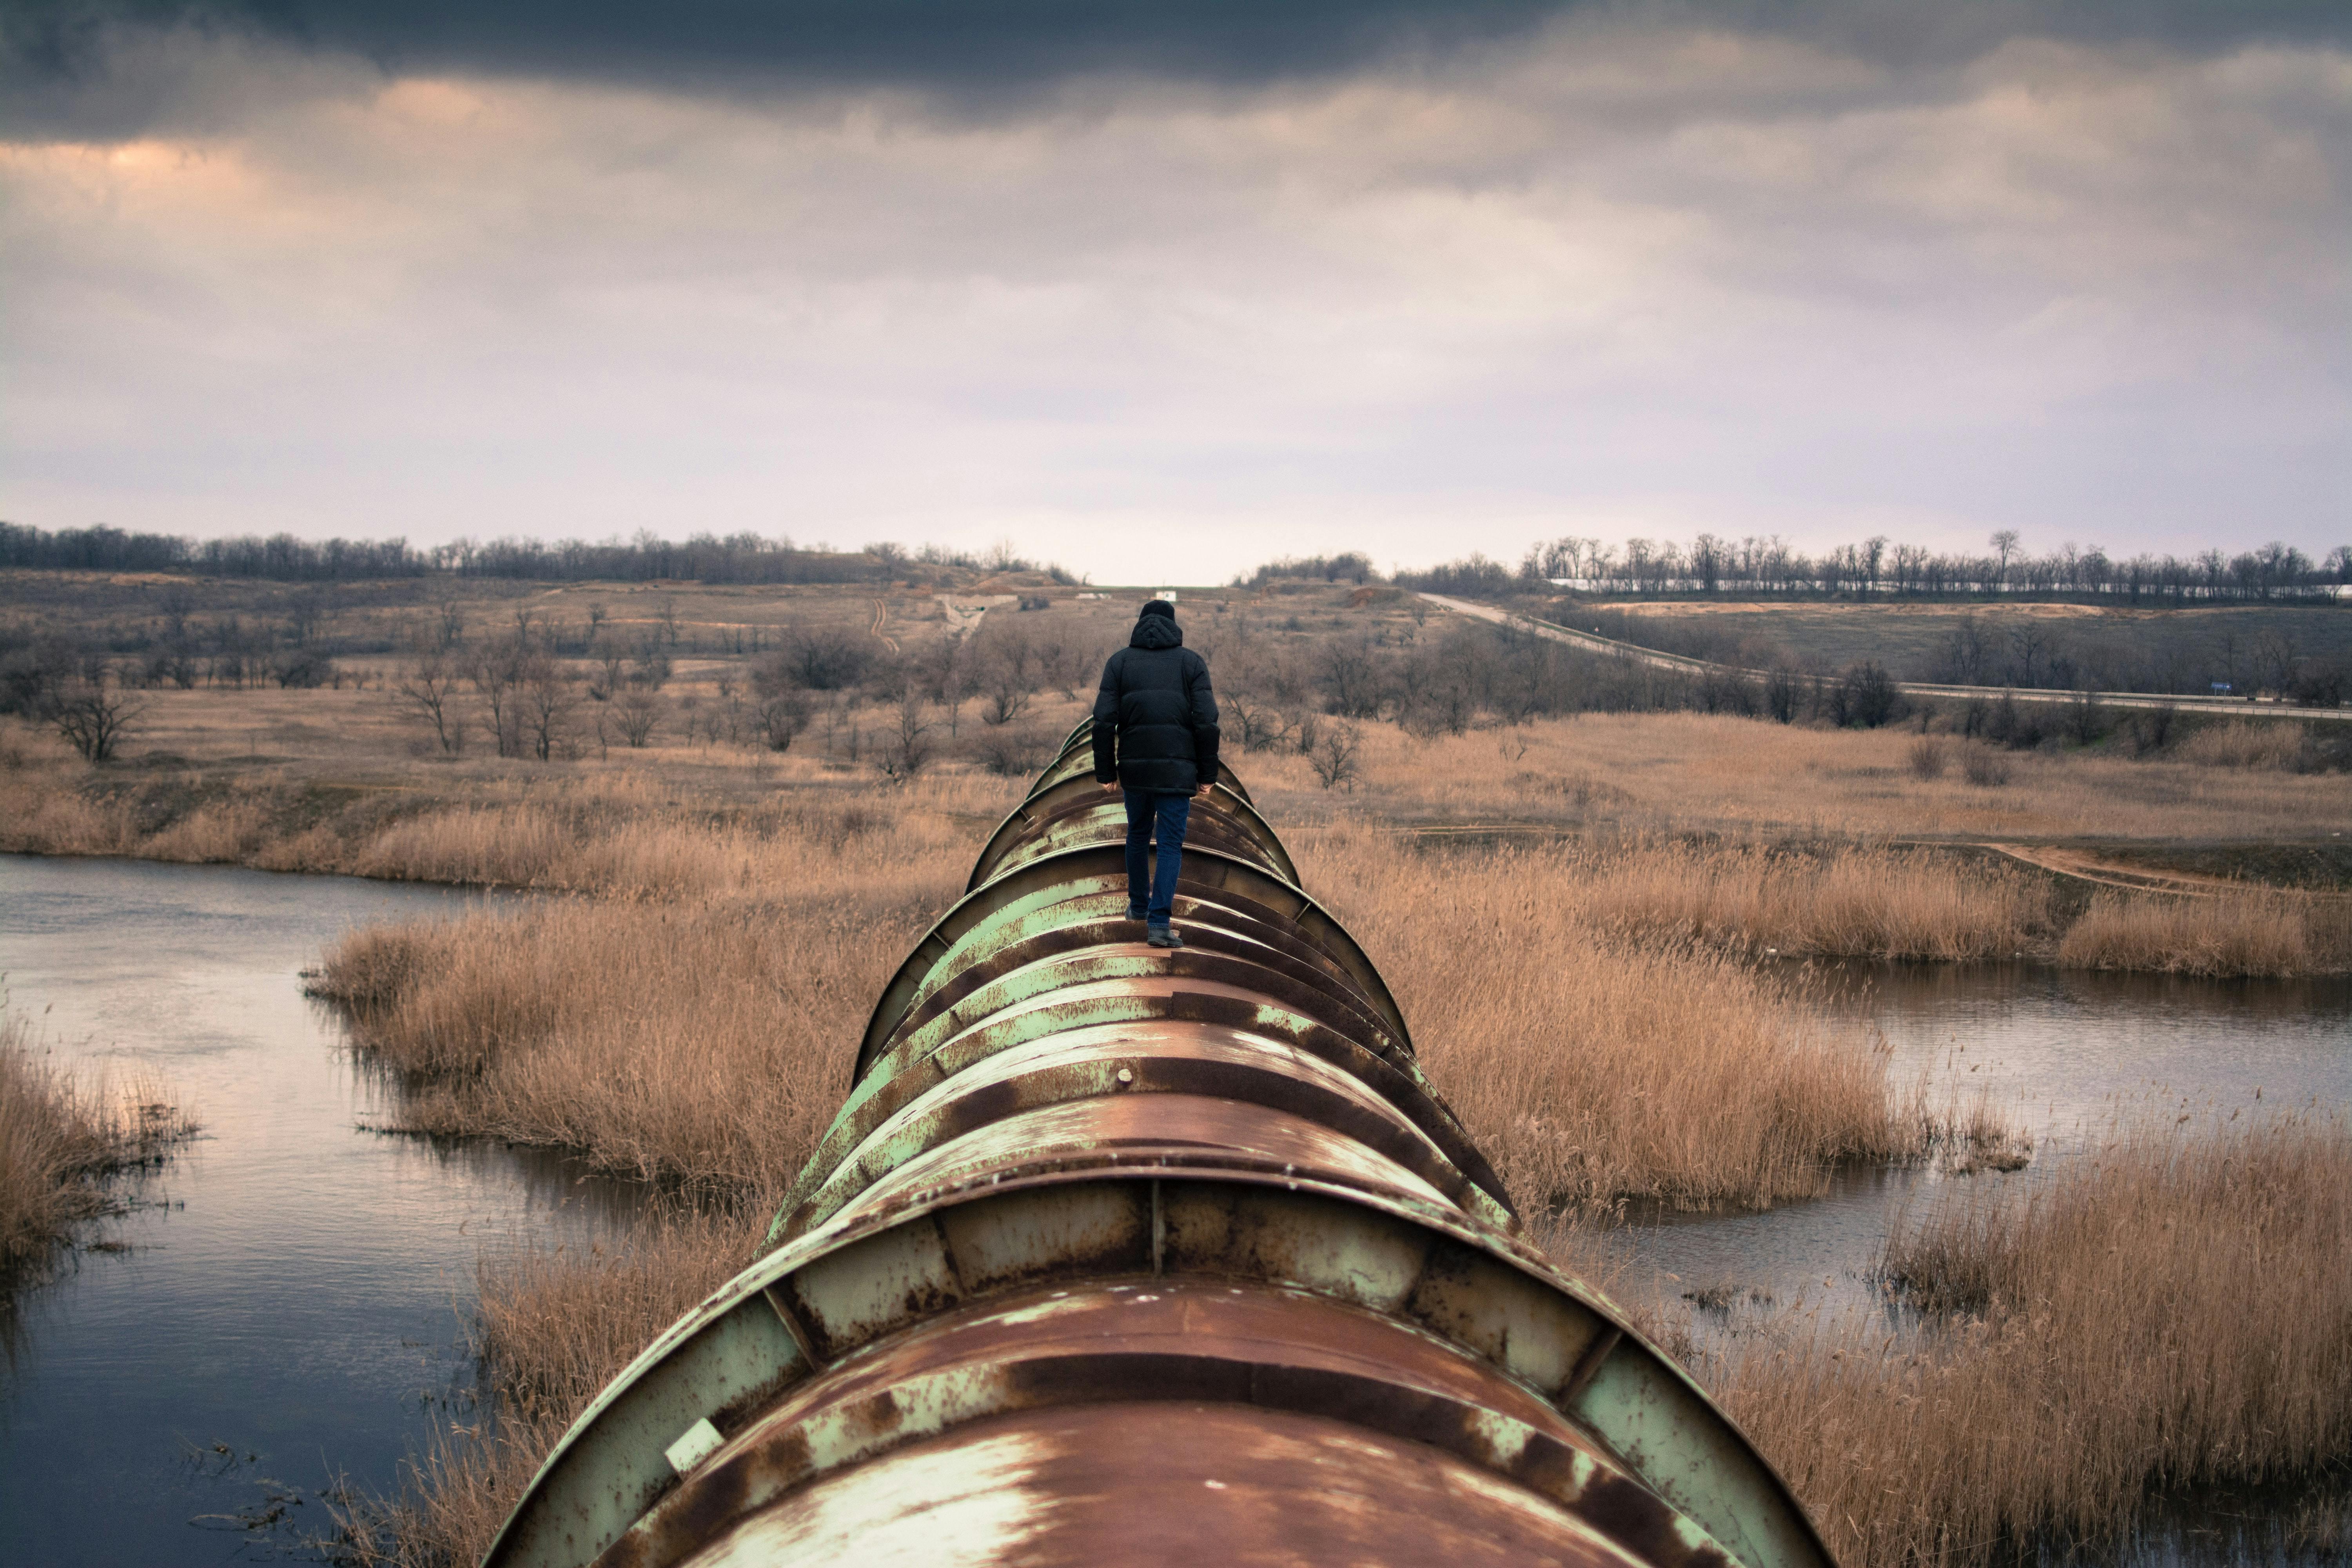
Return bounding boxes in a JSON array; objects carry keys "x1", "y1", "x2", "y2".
[
  {"x1": 0, "y1": 854, "x2": 641, "y2": 1568},
  {"x1": 1830, "y1": 961, "x2": 2352, "y2": 1139}
]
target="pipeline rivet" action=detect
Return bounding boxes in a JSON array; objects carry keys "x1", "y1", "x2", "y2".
[{"x1": 1116, "y1": 1067, "x2": 1135, "y2": 1086}]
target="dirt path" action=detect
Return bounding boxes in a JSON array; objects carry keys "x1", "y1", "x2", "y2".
[
  {"x1": 1969, "y1": 843, "x2": 2349, "y2": 900},
  {"x1": 868, "y1": 597, "x2": 900, "y2": 653}
]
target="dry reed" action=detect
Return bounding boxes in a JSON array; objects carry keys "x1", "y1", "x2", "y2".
[
  {"x1": 1559, "y1": 839, "x2": 2048, "y2": 962},
  {"x1": 320, "y1": 820, "x2": 1955, "y2": 1218},
  {"x1": 0, "y1": 1012, "x2": 194, "y2": 1271},
  {"x1": 2057, "y1": 887, "x2": 2339, "y2": 977},
  {"x1": 303, "y1": 775, "x2": 984, "y2": 1199},
  {"x1": 1703, "y1": 1114, "x2": 2352, "y2": 1567},
  {"x1": 315, "y1": 887, "x2": 949, "y2": 1195},
  {"x1": 1, "y1": 766, "x2": 1020, "y2": 898},
  {"x1": 2177, "y1": 720, "x2": 2305, "y2": 771},
  {"x1": 1301, "y1": 828, "x2": 1939, "y2": 1214}
]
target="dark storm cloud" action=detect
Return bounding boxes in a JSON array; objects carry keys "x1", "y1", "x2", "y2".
[
  {"x1": 9, "y1": 0, "x2": 2352, "y2": 130},
  {"x1": 7, "y1": 0, "x2": 1560, "y2": 137}
]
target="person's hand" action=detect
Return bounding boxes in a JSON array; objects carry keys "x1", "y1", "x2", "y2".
[
  {"x1": 1195, "y1": 783, "x2": 1212, "y2": 797},
  {"x1": 1101, "y1": 780, "x2": 1120, "y2": 792}
]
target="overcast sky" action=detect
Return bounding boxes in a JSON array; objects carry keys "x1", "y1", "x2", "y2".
[{"x1": 4, "y1": 1, "x2": 2346, "y2": 583}]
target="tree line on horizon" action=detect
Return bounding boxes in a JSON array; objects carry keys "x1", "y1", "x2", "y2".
[
  {"x1": 1249, "y1": 531, "x2": 2352, "y2": 605},
  {"x1": 0, "y1": 523, "x2": 1076, "y2": 588}
]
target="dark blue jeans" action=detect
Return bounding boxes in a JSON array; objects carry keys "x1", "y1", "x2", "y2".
[{"x1": 1123, "y1": 789, "x2": 1191, "y2": 926}]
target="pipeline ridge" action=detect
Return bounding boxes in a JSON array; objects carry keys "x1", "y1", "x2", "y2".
[{"x1": 481, "y1": 723, "x2": 1835, "y2": 1568}]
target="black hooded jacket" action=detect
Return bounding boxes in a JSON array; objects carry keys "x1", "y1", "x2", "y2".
[{"x1": 1092, "y1": 604, "x2": 1220, "y2": 793}]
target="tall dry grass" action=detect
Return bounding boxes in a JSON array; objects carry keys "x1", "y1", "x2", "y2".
[
  {"x1": 305, "y1": 778, "x2": 983, "y2": 1196},
  {"x1": 0, "y1": 766, "x2": 1021, "y2": 897},
  {"x1": 1702, "y1": 1115, "x2": 2352, "y2": 1567},
  {"x1": 2058, "y1": 887, "x2": 2345, "y2": 977},
  {"x1": 314, "y1": 887, "x2": 952, "y2": 1195},
  {"x1": 1300, "y1": 828, "x2": 1945, "y2": 1214},
  {"x1": 0, "y1": 1013, "x2": 194, "y2": 1271},
  {"x1": 2177, "y1": 720, "x2": 2306, "y2": 771},
  {"x1": 1561, "y1": 839, "x2": 2049, "y2": 962},
  {"x1": 319, "y1": 820, "x2": 1965, "y2": 1218}
]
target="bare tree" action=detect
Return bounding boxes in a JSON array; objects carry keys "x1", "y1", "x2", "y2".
[
  {"x1": 518, "y1": 660, "x2": 578, "y2": 761},
  {"x1": 630, "y1": 637, "x2": 673, "y2": 690},
  {"x1": 975, "y1": 624, "x2": 1041, "y2": 726},
  {"x1": 755, "y1": 691, "x2": 811, "y2": 752},
  {"x1": 1318, "y1": 637, "x2": 1385, "y2": 719},
  {"x1": 1989, "y1": 529, "x2": 2020, "y2": 584},
  {"x1": 394, "y1": 652, "x2": 466, "y2": 755},
  {"x1": 876, "y1": 687, "x2": 935, "y2": 779},
  {"x1": 285, "y1": 590, "x2": 328, "y2": 646},
  {"x1": 613, "y1": 688, "x2": 665, "y2": 748},
  {"x1": 157, "y1": 584, "x2": 195, "y2": 642},
  {"x1": 1308, "y1": 720, "x2": 1362, "y2": 791},
  {"x1": 2252, "y1": 630, "x2": 2300, "y2": 695},
  {"x1": 47, "y1": 678, "x2": 145, "y2": 763},
  {"x1": 469, "y1": 638, "x2": 530, "y2": 758},
  {"x1": 586, "y1": 641, "x2": 626, "y2": 701},
  {"x1": 1224, "y1": 691, "x2": 1294, "y2": 753},
  {"x1": 761, "y1": 626, "x2": 873, "y2": 691}
]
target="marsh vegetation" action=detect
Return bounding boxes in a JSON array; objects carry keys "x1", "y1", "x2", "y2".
[
  {"x1": 6, "y1": 565, "x2": 2350, "y2": 1565},
  {"x1": 0, "y1": 1011, "x2": 193, "y2": 1275},
  {"x1": 1713, "y1": 1115, "x2": 2352, "y2": 1567}
]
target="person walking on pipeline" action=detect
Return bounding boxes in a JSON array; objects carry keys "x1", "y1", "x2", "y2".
[{"x1": 1095, "y1": 599, "x2": 1220, "y2": 949}]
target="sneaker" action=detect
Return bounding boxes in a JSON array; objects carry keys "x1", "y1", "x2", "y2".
[
  {"x1": 1125, "y1": 907, "x2": 1147, "y2": 923},
  {"x1": 1147, "y1": 926, "x2": 1184, "y2": 949}
]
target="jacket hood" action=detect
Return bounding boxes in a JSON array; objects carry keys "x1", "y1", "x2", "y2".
[{"x1": 1130, "y1": 614, "x2": 1183, "y2": 650}]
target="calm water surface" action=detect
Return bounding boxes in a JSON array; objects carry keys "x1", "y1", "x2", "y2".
[{"x1": 0, "y1": 855, "x2": 639, "y2": 1566}]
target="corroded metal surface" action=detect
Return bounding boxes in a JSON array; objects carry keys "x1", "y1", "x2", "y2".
[{"x1": 481, "y1": 726, "x2": 1836, "y2": 1568}]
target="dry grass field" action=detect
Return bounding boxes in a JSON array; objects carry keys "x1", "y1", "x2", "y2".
[
  {"x1": 1261, "y1": 710, "x2": 2352, "y2": 845},
  {"x1": 1585, "y1": 597, "x2": 2352, "y2": 691},
  {"x1": 9, "y1": 697, "x2": 2348, "y2": 972}
]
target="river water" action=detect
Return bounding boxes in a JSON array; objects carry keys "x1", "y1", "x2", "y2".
[
  {"x1": 2, "y1": 855, "x2": 2345, "y2": 1565},
  {"x1": 0, "y1": 855, "x2": 640, "y2": 1566}
]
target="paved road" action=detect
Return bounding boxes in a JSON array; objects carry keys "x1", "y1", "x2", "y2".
[{"x1": 1417, "y1": 594, "x2": 2352, "y2": 723}]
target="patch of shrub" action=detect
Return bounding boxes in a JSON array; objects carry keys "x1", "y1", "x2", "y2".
[{"x1": 1960, "y1": 742, "x2": 2010, "y2": 787}]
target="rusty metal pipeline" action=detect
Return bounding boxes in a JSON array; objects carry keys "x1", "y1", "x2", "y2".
[{"x1": 482, "y1": 721, "x2": 1834, "y2": 1568}]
